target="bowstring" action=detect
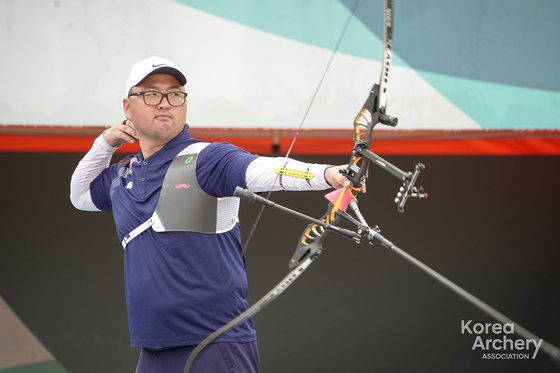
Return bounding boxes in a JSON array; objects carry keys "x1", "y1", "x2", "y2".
[{"x1": 242, "y1": 0, "x2": 362, "y2": 254}]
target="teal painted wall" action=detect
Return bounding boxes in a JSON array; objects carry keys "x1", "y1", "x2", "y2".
[{"x1": 177, "y1": 0, "x2": 560, "y2": 129}]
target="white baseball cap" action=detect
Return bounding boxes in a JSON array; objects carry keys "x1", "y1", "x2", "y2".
[{"x1": 125, "y1": 56, "x2": 187, "y2": 97}]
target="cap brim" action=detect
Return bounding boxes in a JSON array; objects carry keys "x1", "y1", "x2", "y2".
[{"x1": 147, "y1": 66, "x2": 187, "y2": 86}]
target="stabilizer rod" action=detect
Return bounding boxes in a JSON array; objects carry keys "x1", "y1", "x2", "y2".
[
  {"x1": 371, "y1": 234, "x2": 560, "y2": 364},
  {"x1": 234, "y1": 187, "x2": 361, "y2": 242}
]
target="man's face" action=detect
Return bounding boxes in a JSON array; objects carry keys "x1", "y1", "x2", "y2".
[{"x1": 123, "y1": 73, "x2": 187, "y2": 146}]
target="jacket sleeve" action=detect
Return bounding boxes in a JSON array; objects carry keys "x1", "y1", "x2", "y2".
[{"x1": 69, "y1": 133, "x2": 118, "y2": 211}]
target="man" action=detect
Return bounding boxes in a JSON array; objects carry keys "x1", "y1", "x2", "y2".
[{"x1": 70, "y1": 56, "x2": 359, "y2": 372}]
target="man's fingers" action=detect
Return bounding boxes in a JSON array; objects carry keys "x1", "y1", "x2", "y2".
[
  {"x1": 338, "y1": 174, "x2": 366, "y2": 194},
  {"x1": 121, "y1": 120, "x2": 138, "y2": 139},
  {"x1": 326, "y1": 166, "x2": 366, "y2": 193},
  {"x1": 123, "y1": 120, "x2": 137, "y2": 135},
  {"x1": 105, "y1": 120, "x2": 137, "y2": 145},
  {"x1": 112, "y1": 130, "x2": 135, "y2": 144},
  {"x1": 122, "y1": 132, "x2": 137, "y2": 144}
]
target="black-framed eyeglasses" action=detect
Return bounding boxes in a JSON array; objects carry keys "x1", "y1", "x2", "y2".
[{"x1": 128, "y1": 91, "x2": 188, "y2": 106}]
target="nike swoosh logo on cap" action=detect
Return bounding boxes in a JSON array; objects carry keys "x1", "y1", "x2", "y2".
[{"x1": 152, "y1": 63, "x2": 166, "y2": 67}]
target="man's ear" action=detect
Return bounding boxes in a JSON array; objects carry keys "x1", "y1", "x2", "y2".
[{"x1": 123, "y1": 98, "x2": 131, "y2": 118}]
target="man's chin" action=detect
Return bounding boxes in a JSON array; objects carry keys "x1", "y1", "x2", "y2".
[{"x1": 154, "y1": 123, "x2": 182, "y2": 139}]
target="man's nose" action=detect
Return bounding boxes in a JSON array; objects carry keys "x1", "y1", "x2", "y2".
[{"x1": 158, "y1": 95, "x2": 171, "y2": 109}]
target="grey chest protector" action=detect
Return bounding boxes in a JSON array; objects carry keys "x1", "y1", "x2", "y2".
[{"x1": 121, "y1": 142, "x2": 239, "y2": 249}]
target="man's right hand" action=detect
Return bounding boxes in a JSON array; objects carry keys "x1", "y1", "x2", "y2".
[{"x1": 103, "y1": 120, "x2": 138, "y2": 147}]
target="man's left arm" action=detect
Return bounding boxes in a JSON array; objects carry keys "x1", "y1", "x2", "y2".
[
  {"x1": 196, "y1": 143, "x2": 363, "y2": 197},
  {"x1": 245, "y1": 157, "x2": 348, "y2": 192}
]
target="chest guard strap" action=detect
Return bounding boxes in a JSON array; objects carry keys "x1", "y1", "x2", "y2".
[{"x1": 121, "y1": 142, "x2": 240, "y2": 250}]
